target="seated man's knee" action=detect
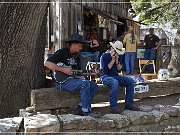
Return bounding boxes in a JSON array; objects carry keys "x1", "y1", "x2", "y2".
[
  {"x1": 127, "y1": 77, "x2": 134, "y2": 85},
  {"x1": 82, "y1": 80, "x2": 91, "y2": 88},
  {"x1": 110, "y1": 79, "x2": 119, "y2": 88}
]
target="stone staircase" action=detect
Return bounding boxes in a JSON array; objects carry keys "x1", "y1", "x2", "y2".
[
  {"x1": 1, "y1": 105, "x2": 180, "y2": 134},
  {"x1": 31, "y1": 78, "x2": 180, "y2": 111},
  {"x1": 1, "y1": 77, "x2": 180, "y2": 134}
]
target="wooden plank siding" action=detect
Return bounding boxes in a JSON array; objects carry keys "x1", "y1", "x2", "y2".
[
  {"x1": 59, "y1": 0, "x2": 131, "y2": 48},
  {"x1": 60, "y1": 2, "x2": 82, "y2": 48}
]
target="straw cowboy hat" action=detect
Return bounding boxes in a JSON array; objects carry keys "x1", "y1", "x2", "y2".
[{"x1": 110, "y1": 41, "x2": 125, "y2": 55}]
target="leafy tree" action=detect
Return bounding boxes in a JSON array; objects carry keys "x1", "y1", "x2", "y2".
[
  {"x1": 0, "y1": 1, "x2": 48, "y2": 118},
  {"x1": 131, "y1": 0, "x2": 180, "y2": 77}
]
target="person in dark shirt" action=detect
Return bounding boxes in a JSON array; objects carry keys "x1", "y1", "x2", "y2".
[
  {"x1": 89, "y1": 29, "x2": 100, "y2": 62},
  {"x1": 100, "y1": 41, "x2": 140, "y2": 114},
  {"x1": 144, "y1": 28, "x2": 161, "y2": 72},
  {"x1": 44, "y1": 33, "x2": 98, "y2": 116}
]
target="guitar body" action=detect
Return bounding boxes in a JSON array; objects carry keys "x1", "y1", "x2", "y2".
[
  {"x1": 53, "y1": 62, "x2": 100, "y2": 83},
  {"x1": 53, "y1": 70, "x2": 73, "y2": 83}
]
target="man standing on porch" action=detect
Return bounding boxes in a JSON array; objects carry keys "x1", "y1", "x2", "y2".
[{"x1": 143, "y1": 28, "x2": 161, "y2": 73}]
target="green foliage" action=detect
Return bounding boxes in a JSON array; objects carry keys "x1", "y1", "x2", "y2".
[{"x1": 131, "y1": 0, "x2": 179, "y2": 28}]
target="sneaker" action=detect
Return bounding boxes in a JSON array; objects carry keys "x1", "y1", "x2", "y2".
[
  {"x1": 125, "y1": 106, "x2": 140, "y2": 111},
  {"x1": 111, "y1": 108, "x2": 122, "y2": 114}
]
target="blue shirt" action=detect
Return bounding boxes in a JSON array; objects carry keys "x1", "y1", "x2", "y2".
[{"x1": 100, "y1": 52, "x2": 121, "y2": 77}]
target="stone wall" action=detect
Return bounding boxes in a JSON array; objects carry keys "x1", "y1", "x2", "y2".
[
  {"x1": 1, "y1": 78, "x2": 180, "y2": 134},
  {"x1": 31, "y1": 78, "x2": 180, "y2": 111},
  {"x1": 1, "y1": 105, "x2": 180, "y2": 134}
]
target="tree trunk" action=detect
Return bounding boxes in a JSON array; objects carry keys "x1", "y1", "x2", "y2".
[
  {"x1": 168, "y1": 28, "x2": 180, "y2": 77},
  {"x1": 0, "y1": 2, "x2": 48, "y2": 118}
]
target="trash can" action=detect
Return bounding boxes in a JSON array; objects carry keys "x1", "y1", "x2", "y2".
[{"x1": 79, "y1": 52, "x2": 95, "y2": 70}]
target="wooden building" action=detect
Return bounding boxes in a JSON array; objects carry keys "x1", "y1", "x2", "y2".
[{"x1": 45, "y1": 0, "x2": 141, "y2": 56}]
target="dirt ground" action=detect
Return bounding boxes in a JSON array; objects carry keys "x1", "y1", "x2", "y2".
[{"x1": 92, "y1": 93, "x2": 180, "y2": 114}]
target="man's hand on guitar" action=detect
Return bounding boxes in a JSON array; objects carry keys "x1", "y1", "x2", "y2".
[{"x1": 74, "y1": 70, "x2": 100, "y2": 77}]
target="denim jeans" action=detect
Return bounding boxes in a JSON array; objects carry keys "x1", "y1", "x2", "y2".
[
  {"x1": 56, "y1": 78, "x2": 98, "y2": 112},
  {"x1": 125, "y1": 52, "x2": 136, "y2": 74},
  {"x1": 92, "y1": 51, "x2": 100, "y2": 62},
  {"x1": 100, "y1": 75, "x2": 134, "y2": 109},
  {"x1": 144, "y1": 49, "x2": 156, "y2": 72}
]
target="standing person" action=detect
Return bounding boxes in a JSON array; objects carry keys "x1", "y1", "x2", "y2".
[
  {"x1": 44, "y1": 33, "x2": 98, "y2": 116},
  {"x1": 100, "y1": 41, "x2": 139, "y2": 114},
  {"x1": 123, "y1": 27, "x2": 140, "y2": 75},
  {"x1": 143, "y1": 28, "x2": 161, "y2": 72},
  {"x1": 89, "y1": 29, "x2": 100, "y2": 62}
]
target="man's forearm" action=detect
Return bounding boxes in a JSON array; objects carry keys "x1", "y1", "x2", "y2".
[
  {"x1": 44, "y1": 61, "x2": 65, "y2": 73},
  {"x1": 108, "y1": 60, "x2": 115, "y2": 69}
]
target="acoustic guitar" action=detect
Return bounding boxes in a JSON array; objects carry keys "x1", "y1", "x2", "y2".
[{"x1": 53, "y1": 62, "x2": 100, "y2": 83}]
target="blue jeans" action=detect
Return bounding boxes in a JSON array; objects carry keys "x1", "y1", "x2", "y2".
[
  {"x1": 92, "y1": 51, "x2": 100, "y2": 62},
  {"x1": 56, "y1": 78, "x2": 98, "y2": 112},
  {"x1": 125, "y1": 52, "x2": 136, "y2": 74},
  {"x1": 100, "y1": 75, "x2": 134, "y2": 109},
  {"x1": 144, "y1": 48, "x2": 156, "y2": 72}
]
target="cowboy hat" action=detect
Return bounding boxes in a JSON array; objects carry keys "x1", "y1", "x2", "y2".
[
  {"x1": 110, "y1": 41, "x2": 125, "y2": 55},
  {"x1": 66, "y1": 33, "x2": 86, "y2": 45}
]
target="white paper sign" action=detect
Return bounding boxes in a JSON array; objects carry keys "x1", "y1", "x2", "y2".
[{"x1": 134, "y1": 84, "x2": 149, "y2": 93}]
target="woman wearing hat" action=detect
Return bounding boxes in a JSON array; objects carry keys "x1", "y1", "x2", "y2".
[
  {"x1": 100, "y1": 41, "x2": 139, "y2": 113},
  {"x1": 44, "y1": 33, "x2": 98, "y2": 116}
]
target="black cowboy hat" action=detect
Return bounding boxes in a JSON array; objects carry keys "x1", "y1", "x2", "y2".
[{"x1": 66, "y1": 33, "x2": 87, "y2": 45}]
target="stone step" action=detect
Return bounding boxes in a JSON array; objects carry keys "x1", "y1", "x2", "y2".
[{"x1": 30, "y1": 78, "x2": 180, "y2": 111}]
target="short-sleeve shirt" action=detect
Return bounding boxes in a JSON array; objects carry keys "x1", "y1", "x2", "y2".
[
  {"x1": 47, "y1": 48, "x2": 80, "y2": 83},
  {"x1": 47, "y1": 48, "x2": 80, "y2": 70},
  {"x1": 123, "y1": 33, "x2": 139, "y2": 52},
  {"x1": 144, "y1": 34, "x2": 160, "y2": 49}
]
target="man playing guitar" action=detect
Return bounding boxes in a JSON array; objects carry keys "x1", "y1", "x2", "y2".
[{"x1": 44, "y1": 33, "x2": 98, "y2": 116}]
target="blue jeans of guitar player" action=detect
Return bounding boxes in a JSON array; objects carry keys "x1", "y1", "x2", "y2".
[
  {"x1": 55, "y1": 78, "x2": 98, "y2": 113},
  {"x1": 100, "y1": 75, "x2": 134, "y2": 109}
]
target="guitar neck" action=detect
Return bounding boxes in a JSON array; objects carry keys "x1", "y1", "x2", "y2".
[{"x1": 72, "y1": 69, "x2": 99, "y2": 76}]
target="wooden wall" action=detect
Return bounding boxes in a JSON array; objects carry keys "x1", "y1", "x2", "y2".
[
  {"x1": 61, "y1": 1, "x2": 83, "y2": 48},
  {"x1": 57, "y1": 0, "x2": 132, "y2": 48}
]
